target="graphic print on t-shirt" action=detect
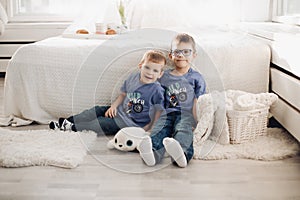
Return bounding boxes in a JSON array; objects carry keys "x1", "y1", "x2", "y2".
[
  {"x1": 126, "y1": 92, "x2": 145, "y2": 113},
  {"x1": 166, "y1": 82, "x2": 187, "y2": 108}
]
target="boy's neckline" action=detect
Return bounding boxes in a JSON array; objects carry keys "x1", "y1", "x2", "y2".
[{"x1": 170, "y1": 68, "x2": 191, "y2": 76}]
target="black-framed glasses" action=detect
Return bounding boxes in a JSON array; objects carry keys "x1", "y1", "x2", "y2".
[{"x1": 171, "y1": 49, "x2": 193, "y2": 57}]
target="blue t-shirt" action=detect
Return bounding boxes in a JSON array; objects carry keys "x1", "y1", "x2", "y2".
[
  {"x1": 159, "y1": 68, "x2": 206, "y2": 113},
  {"x1": 117, "y1": 72, "x2": 165, "y2": 127}
]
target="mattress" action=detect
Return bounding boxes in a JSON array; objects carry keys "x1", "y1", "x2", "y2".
[
  {"x1": 241, "y1": 22, "x2": 300, "y2": 78},
  {"x1": 1, "y1": 28, "x2": 271, "y2": 125}
]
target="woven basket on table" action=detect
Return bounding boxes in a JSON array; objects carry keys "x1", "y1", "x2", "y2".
[{"x1": 227, "y1": 107, "x2": 269, "y2": 144}]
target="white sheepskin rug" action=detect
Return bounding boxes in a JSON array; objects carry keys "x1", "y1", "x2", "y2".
[
  {"x1": 194, "y1": 128, "x2": 300, "y2": 161},
  {"x1": 0, "y1": 128, "x2": 96, "y2": 168}
]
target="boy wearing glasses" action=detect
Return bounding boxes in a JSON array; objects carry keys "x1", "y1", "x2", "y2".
[
  {"x1": 49, "y1": 50, "x2": 166, "y2": 135},
  {"x1": 138, "y1": 33, "x2": 206, "y2": 168}
]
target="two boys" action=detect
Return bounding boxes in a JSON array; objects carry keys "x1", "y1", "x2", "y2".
[
  {"x1": 50, "y1": 33, "x2": 206, "y2": 168},
  {"x1": 139, "y1": 33, "x2": 206, "y2": 168}
]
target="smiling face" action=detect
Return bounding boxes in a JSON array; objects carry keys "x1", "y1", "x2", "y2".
[
  {"x1": 170, "y1": 41, "x2": 197, "y2": 71},
  {"x1": 139, "y1": 60, "x2": 164, "y2": 84}
]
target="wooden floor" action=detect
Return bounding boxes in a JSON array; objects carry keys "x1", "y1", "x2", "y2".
[{"x1": 0, "y1": 77, "x2": 300, "y2": 200}]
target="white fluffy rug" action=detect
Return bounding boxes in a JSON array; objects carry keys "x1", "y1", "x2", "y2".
[
  {"x1": 0, "y1": 128, "x2": 96, "y2": 168},
  {"x1": 194, "y1": 128, "x2": 300, "y2": 160},
  {"x1": 0, "y1": 127, "x2": 299, "y2": 169}
]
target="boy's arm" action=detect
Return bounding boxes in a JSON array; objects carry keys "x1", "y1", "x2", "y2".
[
  {"x1": 105, "y1": 92, "x2": 126, "y2": 118},
  {"x1": 193, "y1": 74, "x2": 206, "y2": 123},
  {"x1": 192, "y1": 98, "x2": 198, "y2": 123},
  {"x1": 143, "y1": 85, "x2": 165, "y2": 132}
]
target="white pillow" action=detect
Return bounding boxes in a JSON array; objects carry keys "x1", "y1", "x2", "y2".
[
  {"x1": 194, "y1": 91, "x2": 230, "y2": 146},
  {"x1": 193, "y1": 93, "x2": 216, "y2": 145},
  {"x1": 209, "y1": 91, "x2": 230, "y2": 145}
]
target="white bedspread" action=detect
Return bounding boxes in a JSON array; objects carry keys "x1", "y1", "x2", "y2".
[{"x1": 1, "y1": 28, "x2": 271, "y2": 125}]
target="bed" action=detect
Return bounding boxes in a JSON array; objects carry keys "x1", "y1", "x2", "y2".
[{"x1": 1, "y1": 27, "x2": 270, "y2": 126}]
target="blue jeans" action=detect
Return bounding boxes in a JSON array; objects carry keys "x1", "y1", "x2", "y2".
[
  {"x1": 150, "y1": 111, "x2": 195, "y2": 165},
  {"x1": 67, "y1": 106, "x2": 127, "y2": 135}
]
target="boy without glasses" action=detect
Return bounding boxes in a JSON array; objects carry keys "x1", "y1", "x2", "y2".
[
  {"x1": 49, "y1": 50, "x2": 166, "y2": 135},
  {"x1": 138, "y1": 33, "x2": 206, "y2": 168}
]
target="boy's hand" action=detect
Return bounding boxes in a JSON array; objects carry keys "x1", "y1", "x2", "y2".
[
  {"x1": 105, "y1": 93, "x2": 125, "y2": 118},
  {"x1": 105, "y1": 107, "x2": 117, "y2": 118},
  {"x1": 143, "y1": 124, "x2": 151, "y2": 132}
]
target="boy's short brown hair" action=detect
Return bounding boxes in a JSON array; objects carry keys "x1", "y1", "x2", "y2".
[
  {"x1": 171, "y1": 33, "x2": 196, "y2": 52},
  {"x1": 140, "y1": 50, "x2": 167, "y2": 66}
]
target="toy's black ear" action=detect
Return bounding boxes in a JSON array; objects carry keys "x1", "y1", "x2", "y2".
[
  {"x1": 126, "y1": 140, "x2": 133, "y2": 147},
  {"x1": 114, "y1": 138, "x2": 118, "y2": 144}
]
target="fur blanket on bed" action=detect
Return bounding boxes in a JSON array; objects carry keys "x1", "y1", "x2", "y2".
[{"x1": 193, "y1": 90, "x2": 278, "y2": 147}]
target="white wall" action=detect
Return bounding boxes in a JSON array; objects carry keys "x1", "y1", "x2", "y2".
[
  {"x1": 2, "y1": 0, "x2": 272, "y2": 24},
  {"x1": 125, "y1": 0, "x2": 272, "y2": 29},
  {"x1": 240, "y1": 0, "x2": 272, "y2": 22}
]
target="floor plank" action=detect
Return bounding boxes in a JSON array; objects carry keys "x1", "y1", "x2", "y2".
[{"x1": 0, "y1": 77, "x2": 300, "y2": 200}]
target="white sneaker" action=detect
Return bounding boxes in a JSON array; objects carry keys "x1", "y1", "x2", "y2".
[
  {"x1": 49, "y1": 121, "x2": 60, "y2": 130},
  {"x1": 60, "y1": 119, "x2": 73, "y2": 131}
]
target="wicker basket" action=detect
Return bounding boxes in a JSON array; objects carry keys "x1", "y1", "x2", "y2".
[{"x1": 227, "y1": 107, "x2": 269, "y2": 144}]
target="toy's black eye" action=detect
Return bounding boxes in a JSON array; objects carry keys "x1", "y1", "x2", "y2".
[
  {"x1": 114, "y1": 138, "x2": 117, "y2": 143},
  {"x1": 126, "y1": 140, "x2": 133, "y2": 146}
]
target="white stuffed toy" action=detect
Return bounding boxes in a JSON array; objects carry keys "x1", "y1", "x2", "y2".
[{"x1": 107, "y1": 127, "x2": 148, "y2": 151}]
